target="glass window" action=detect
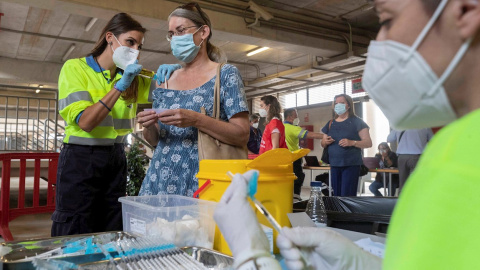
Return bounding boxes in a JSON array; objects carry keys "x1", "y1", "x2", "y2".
[
  {"x1": 297, "y1": 90, "x2": 307, "y2": 107},
  {"x1": 252, "y1": 97, "x2": 262, "y2": 113},
  {"x1": 308, "y1": 81, "x2": 344, "y2": 105},
  {"x1": 279, "y1": 92, "x2": 296, "y2": 109}
]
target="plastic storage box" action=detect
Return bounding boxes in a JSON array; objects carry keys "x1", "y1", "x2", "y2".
[{"x1": 119, "y1": 195, "x2": 217, "y2": 249}]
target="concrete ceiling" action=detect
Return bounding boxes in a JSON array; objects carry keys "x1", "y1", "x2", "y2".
[{"x1": 0, "y1": 0, "x2": 378, "y2": 99}]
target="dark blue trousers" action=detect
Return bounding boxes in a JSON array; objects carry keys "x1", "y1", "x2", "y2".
[
  {"x1": 51, "y1": 143, "x2": 127, "y2": 236},
  {"x1": 293, "y1": 158, "x2": 305, "y2": 195},
  {"x1": 330, "y1": 166, "x2": 360, "y2": 196}
]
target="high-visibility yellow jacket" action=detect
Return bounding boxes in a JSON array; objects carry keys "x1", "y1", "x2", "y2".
[
  {"x1": 384, "y1": 108, "x2": 480, "y2": 269},
  {"x1": 284, "y1": 121, "x2": 308, "y2": 151},
  {"x1": 58, "y1": 55, "x2": 151, "y2": 145}
]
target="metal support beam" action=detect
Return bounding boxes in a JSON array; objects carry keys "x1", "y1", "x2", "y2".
[
  {"x1": 246, "y1": 72, "x2": 362, "y2": 99},
  {"x1": 0, "y1": 27, "x2": 170, "y2": 55},
  {"x1": 245, "y1": 50, "x2": 366, "y2": 88}
]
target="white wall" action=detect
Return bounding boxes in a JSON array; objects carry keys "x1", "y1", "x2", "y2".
[{"x1": 362, "y1": 99, "x2": 390, "y2": 157}]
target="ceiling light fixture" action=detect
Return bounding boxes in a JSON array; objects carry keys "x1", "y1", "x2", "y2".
[
  {"x1": 247, "y1": 47, "x2": 270, "y2": 57},
  {"x1": 85, "y1": 17, "x2": 98, "y2": 32},
  {"x1": 62, "y1": 44, "x2": 76, "y2": 62}
]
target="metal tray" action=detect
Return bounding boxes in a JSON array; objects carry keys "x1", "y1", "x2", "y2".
[
  {"x1": 74, "y1": 246, "x2": 234, "y2": 270},
  {"x1": 181, "y1": 246, "x2": 233, "y2": 269},
  {"x1": 0, "y1": 232, "x2": 234, "y2": 270},
  {"x1": 0, "y1": 231, "x2": 134, "y2": 270}
]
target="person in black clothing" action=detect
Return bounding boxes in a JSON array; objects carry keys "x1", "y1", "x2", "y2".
[
  {"x1": 247, "y1": 113, "x2": 262, "y2": 155},
  {"x1": 369, "y1": 142, "x2": 399, "y2": 196}
]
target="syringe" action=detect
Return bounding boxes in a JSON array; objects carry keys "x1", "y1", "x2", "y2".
[
  {"x1": 226, "y1": 171, "x2": 281, "y2": 232},
  {"x1": 138, "y1": 68, "x2": 156, "y2": 79},
  {"x1": 226, "y1": 171, "x2": 315, "y2": 270}
]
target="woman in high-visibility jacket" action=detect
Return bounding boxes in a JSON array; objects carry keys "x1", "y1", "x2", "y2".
[{"x1": 53, "y1": 13, "x2": 151, "y2": 236}]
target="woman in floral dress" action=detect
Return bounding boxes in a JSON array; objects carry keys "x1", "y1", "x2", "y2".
[{"x1": 136, "y1": 2, "x2": 249, "y2": 196}]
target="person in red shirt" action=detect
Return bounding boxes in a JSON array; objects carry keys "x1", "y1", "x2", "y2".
[{"x1": 258, "y1": 95, "x2": 288, "y2": 154}]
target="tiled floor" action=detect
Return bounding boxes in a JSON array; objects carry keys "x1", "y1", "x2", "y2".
[
  {"x1": 0, "y1": 176, "x2": 52, "y2": 243},
  {"x1": 0, "y1": 213, "x2": 52, "y2": 242}
]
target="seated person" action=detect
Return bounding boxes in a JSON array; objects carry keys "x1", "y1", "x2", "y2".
[{"x1": 369, "y1": 142, "x2": 399, "y2": 196}]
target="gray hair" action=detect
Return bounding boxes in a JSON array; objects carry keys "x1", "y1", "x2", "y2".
[
  {"x1": 169, "y1": 6, "x2": 226, "y2": 63},
  {"x1": 249, "y1": 113, "x2": 260, "y2": 122}
]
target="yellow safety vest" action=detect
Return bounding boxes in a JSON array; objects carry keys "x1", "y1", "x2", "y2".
[{"x1": 58, "y1": 56, "x2": 151, "y2": 145}]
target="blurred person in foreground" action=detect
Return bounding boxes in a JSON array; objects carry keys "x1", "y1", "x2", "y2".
[{"x1": 214, "y1": 0, "x2": 480, "y2": 269}]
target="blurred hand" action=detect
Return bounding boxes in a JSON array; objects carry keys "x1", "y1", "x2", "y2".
[
  {"x1": 136, "y1": 110, "x2": 158, "y2": 129},
  {"x1": 323, "y1": 136, "x2": 335, "y2": 146},
  {"x1": 116, "y1": 62, "x2": 142, "y2": 91},
  {"x1": 339, "y1": 138, "x2": 354, "y2": 147},
  {"x1": 154, "y1": 64, "x2": 181, "y2": 85},
  {"x1": 277, "y1": 227, "x2": 382, "y2": 270},
  {"x1": 213, "y1": 170, "x2": 270, "y2": 260},
  {"x1": 157, "y1": 109, "x2": 200, "y2": 128}
]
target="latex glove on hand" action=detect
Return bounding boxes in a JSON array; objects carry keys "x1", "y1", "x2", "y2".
[
  {"x1": 277, "y1": 227, "x2": 382, "y2": 270},
  {"x1": 115, "y1": 62, "x2": 142, "y2": 91},
  {"x1": 154, "y1": 64, "x2": 181, "y2": 85},
  {"x1": 213, "y1": 170, "x2": 281, "y2": 270}
]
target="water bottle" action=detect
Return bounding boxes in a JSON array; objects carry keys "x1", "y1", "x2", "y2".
[{"x1": 305, "y1": 181, "x2": 327, "y2": 226}]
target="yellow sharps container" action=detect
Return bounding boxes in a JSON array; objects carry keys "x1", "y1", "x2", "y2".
[{"x1": 196, "y1": 148, "x2": 310, "y2": 255}]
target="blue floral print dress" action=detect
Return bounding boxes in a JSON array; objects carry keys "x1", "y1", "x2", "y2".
[{"x1": 139, "y1": 64, "x2": 248, "y2": 197}]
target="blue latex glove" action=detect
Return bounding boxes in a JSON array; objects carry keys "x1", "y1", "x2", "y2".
[
  {"x1": 115, "y1": 63, "x2": 142, "y2": 92},
  {"x1": 154, "y1": 64, "x2": 181, "y2": 85}
]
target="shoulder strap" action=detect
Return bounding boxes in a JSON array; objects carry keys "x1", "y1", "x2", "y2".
[
  {"x1": 328, "y1": 120, "x2": 333, "y2": 131},
  {"x1": 212, "y1": 63, "x2": 225, "y2": 120},
  {"x1": 398, "y1": 131, "x2": 406, "y2": 144}
]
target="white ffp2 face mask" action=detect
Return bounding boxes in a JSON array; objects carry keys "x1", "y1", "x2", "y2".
[
  {"x1": 293, "y1": 118, "x2": 300, "y2": 126},
  {"x1": 259, "y1": 109, "x2": 267, "y2": 118},
  {"x1": 111, "y1": 35, "x2": 139, "y2": 70},
  {"x1": 252, "y1": 122, "x2": 259, "y2": 129},
  {"x1": 362, "y1": 0, "x2": 472, "y2": 130}
]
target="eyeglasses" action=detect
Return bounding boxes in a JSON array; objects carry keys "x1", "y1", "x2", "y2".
[
  {"x1": 166, "y1": 2, "x2": 209, "y2": 42},
  {"x1": 166, "y1": 25, "x2": 198, "y2": 41}
]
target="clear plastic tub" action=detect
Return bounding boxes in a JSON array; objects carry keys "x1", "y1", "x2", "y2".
[{"x1": 119, "y1": 195, "x2": 217, "y2": 249}]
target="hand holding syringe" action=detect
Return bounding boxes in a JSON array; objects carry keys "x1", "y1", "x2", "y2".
[
  {"x1": 137, "y1": 64, "x2": 182, "y2": 84},
  {"x1": 226, "y1": 171, "x2": 314, "y2": 270}
]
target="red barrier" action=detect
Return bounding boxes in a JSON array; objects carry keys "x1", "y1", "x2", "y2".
[{"x1": 0, "y1": 153, "x2": 59, "y2": 241}]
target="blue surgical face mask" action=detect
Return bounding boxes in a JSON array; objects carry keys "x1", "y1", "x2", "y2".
[
  {"x1": 334, "y1": 103, "x2": 347, "y2": 115},
  {"x1": 170, "y1": 26, "x2": 205, "y2": 63}
]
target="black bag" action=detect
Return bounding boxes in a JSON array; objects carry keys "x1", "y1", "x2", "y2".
[
  {"x1": 315, "y1": 173, "x2": 333, "y2": 196},
  {"x1": 321, "y1": 120, "x2": 333, "y2": 164},
  {"x1": 359, "y1": 164, "x2": 369, "y2": 177}
]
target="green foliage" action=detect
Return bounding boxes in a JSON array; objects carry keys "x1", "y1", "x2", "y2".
[{"x1": 126, "y1": 141, "x2": 148, "y2": 196}]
